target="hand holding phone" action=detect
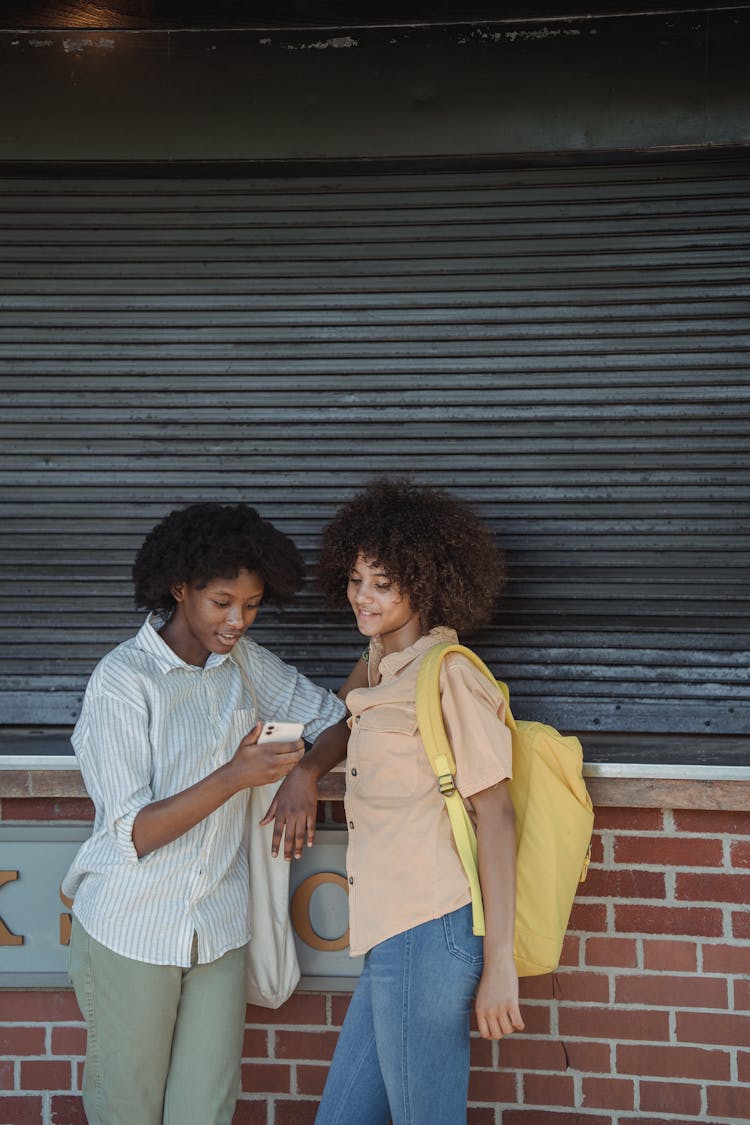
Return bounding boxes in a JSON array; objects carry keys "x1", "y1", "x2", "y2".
[
  {"x1": 257, "y1": 721, "x2": 305, "y2": 744},
  {"x1": 231, "y1": 720, "x2": 304, "y2": 790}
]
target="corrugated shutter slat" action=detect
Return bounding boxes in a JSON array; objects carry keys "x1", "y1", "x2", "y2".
[{"x1": 0, "y1": 157, "x2": 748, "y2": 735}]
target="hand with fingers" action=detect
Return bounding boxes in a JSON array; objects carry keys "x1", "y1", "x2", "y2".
[
  {"x1": 258, "y1": 715, "x2": 351, "y2": 862},
  {"x1": 130, "y1": 722, "x2": 304, "y2": 860},
  {"x1": 229, "y1": 722, "x2": 305, "y2": 790},
  {"x1": 259, "y1": 761, "x2": 320, "y2": 861},
  {"x1": 474, "y1": 956, "x2": 525, "y2": 1041}
]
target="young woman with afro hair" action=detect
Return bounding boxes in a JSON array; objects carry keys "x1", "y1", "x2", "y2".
[
  {"x1": 63, "y1": 502, "x2": 349, "y2": 1125},
  {"x1": 314, "y1": 477, "x2": 524, "y2": 1125}
]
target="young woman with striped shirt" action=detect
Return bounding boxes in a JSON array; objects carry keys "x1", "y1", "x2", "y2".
[{"x1": 63, "y1": 502, "x2": 348, "y2": 1125}]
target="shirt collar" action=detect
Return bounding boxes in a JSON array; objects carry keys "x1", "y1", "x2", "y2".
[
  {"x1": 133, "y1": 613, "x2": 234, "y2": 674},
  {"x1": 370, "y1": 625, "x2": 458, "y2": 683}
]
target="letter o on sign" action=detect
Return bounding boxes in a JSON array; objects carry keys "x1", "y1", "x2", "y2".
[{"x1": 290, "y1": 872, "x2": 350, "y2": 952}]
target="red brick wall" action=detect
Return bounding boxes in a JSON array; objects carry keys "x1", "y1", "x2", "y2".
[{"x1": 1, "y1": 801, "x2": 749, "y2": 1125}]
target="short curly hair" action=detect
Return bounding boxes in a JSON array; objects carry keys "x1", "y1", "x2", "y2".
[
  {"x1": 317, "y1": 477, "x2": 506, "y2": 633},
  {"x1": 132, "y1": 502, "x2": 305, "y2": 616}
]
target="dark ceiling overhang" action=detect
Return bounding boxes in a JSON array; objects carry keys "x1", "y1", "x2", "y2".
[{"x1": 1, "y1": 0, "x2": 744, "y2": 29}]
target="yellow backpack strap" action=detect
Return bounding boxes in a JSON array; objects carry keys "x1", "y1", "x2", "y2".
[{"x1": 416, "y1": 642, "x2": 506, "y2": 937}]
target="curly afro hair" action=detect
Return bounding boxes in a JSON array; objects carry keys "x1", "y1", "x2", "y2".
[
  {"x1": 132, "y1": 502, "x2": 305, "y2": 616},
  {"x1": 317, "y1": 477, "x2": 506, "y2": 633}
]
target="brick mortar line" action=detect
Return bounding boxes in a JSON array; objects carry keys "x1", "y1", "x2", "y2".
[
  {"x1": 610, "y1": 1114, "x2": 746, "y2": 1125},
  {"x1": 2, "y1": 1006, "x2": 745, "y2": 1036},
  {"x1": 467, "y1": 1070, "x2": 748, "y2": 1082},
  {"x1": 601, "y1": 829, "x2": 750, "y2": 838},
  {"x1": 557, "y1": 1008, "x2": 737, "y2": 1017},
  {"x1": 467, "y1": 1105, "x2": 749, "y2": 1125},
  {"x1": 571, "y1": 895, "x2": 750, "y2": 903},
  {"x1": 578, "y1": 968, "x2": 742, "y2": 981},
  {"x1": 592, "y1": 889, "x2": 744, "y2": 906},
  {"x1": 602, "y1": 864, "x2": 748, "y2": 872},
  {"x1": 700, "y1": 1080, "x2": 709, "y2": 1119}
]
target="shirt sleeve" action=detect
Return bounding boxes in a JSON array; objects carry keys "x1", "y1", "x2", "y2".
[
  {"x1": 72, "y1": 687, "x2": 153, "y2": 865},
  {"x1": 248, "y1": 643, "x2": 346, "y2": 742},
  {"x1": 438, "y1": 654, "x2": 512, "y2": 799}
]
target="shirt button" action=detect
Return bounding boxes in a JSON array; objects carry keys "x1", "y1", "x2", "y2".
[
  {"x1": 351, "y1": 768, "x2": 358, "y2": 776},
  {"x1": 355, "y1": 715, "x2": 361, "y2": 722},
  {"x1": 348, "y1": 821, "x2": 354, "y2": 829},
  {"x1": 349, "y1": 876, "x2": 354, "y2": 885}
]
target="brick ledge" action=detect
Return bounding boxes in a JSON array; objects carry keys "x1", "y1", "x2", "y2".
[{"x1": 2, "y1": 767, "x2": 749, "y2": 811}]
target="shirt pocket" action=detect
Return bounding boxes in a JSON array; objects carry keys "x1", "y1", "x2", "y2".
[
  {"x1": 225, "y1": 707, "x2": 259, "y2": 760},
  {"x1": 352, "y1": 706, "x2": 420, "y2": 799}
]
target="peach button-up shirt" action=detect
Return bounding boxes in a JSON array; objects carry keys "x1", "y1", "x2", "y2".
[{"x1": 344, "y1": 626, "x2": 512, "y2": 957}]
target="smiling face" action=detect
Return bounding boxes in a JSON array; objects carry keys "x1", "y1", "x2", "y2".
[
  {"x1": 347, "y1": 553, "x2": 423, "y2": 655},
  {"x1": 159, "y1": 568, "x2": 265, "y2": 667}
]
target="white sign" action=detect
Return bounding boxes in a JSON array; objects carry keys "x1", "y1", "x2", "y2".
[{"x1": 0, "y1": 826, "x2": 361, "y2": 989}]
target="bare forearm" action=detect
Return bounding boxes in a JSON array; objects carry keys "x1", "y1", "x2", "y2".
[
  {"x1": 474, "y1": 782, "x2": 517, "y2": 960},
  {"x1": 472, "y1": 780, "x2": 525, "y2": 1039},
  {"x1": 132, "y1": 729, "x2": 304, "y2": 858},
  {"x1": 132, "y1": 763, "x2": 238, "y2": 858},
  {"x1": 298, "y1": 717, "x2": 350, "y2": 781}
]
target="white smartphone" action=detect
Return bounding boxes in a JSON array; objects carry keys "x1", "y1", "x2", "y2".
[{"x1": 257, "y1": 721, "x2": 305, "y2": 744}]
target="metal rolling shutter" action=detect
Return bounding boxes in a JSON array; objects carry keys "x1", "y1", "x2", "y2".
[{"x1": 0, "y1": 156, "x2": 748, "y2": 741}]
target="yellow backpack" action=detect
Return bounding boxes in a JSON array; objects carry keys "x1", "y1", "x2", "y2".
[{"x1": 416, "y1": 642, "x2": 594, "y2": 977}]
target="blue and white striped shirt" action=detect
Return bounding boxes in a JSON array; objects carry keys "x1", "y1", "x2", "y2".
[{"x1": 62, "y1": 616, "x2": 345, "y2": 967}]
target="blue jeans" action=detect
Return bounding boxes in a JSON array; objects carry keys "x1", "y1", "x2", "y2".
[{"x1": 316, "y1": 904, "x2": 483, "y2": 1125}]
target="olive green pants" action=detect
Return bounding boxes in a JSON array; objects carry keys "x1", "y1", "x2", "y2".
[{"x1": 69, "y1": 918, "x2": 248, "y2": 1125}]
